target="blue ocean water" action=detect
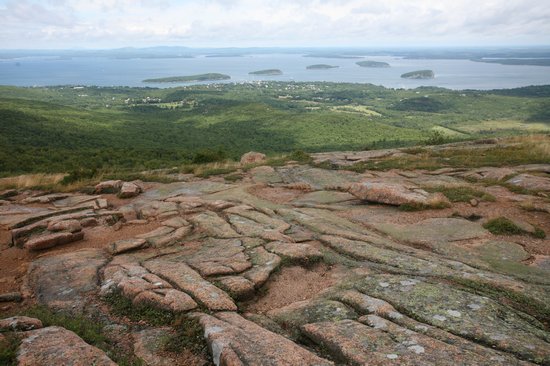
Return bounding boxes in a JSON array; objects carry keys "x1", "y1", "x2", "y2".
[{"x1": 1, "y1": 54, "x2": 549, "y2": 90}]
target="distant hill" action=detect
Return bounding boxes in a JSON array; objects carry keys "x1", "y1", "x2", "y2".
[
  {"x1": 143, "y1": 73, "x2": 231, "y2": 83},
  {"x1": 249, "y1": 69, "x2": 283, "y2": 75},
  {"x1": 472, "y1": 58, "x2": 550, "y2": 67},
  {"x1": 401, "y1": 70, "x2": 435, "y2": 79},
  {"x1": 356, "y1": 60, "x2": 390, "y2": 68},
  {"x1": 304, "y1": 54, "x2": 363, "y2": 59},
  {"x1": 306, "y1": 64, "x2": 339, "y2": 70}
]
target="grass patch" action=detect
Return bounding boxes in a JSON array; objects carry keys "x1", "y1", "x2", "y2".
[
  {"x1": 398, "y1": 201, "x2": 451, "y2": 211},
  {"x1": 161, "y1": 316, "x2": 208, "y2": 356},
  {"x1": 533, "y1": 227, "x2": 547, "y2": 239},
  {"x1": 0, "y1": 334, "x2": 21, "y2": 366},
  {"x1": 104, "y1": 290, "x2": 175, "y2": 326},
  {"x1": 194, "y1": 167, "x2": 237, "y2": 178},
  {"x1": 483, "y1": 216, "x2": 546, "y2": 238},
  {"x1": 483, "y1": 217, "x2": 525, "y2": 235},
  {"x1": 224, "y1": 173, "x2": 243, "y2": 182},
  {"x1": 22, "y1": 306, "x2": 107, "y2": 347},
  {"x1": 426, "y1": 186, "x2": 495, "y2": 203}
]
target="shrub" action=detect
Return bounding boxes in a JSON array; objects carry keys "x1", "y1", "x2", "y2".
[
  {"x1": 0, "y1": 334, "x2": 21, "y2": 366},
  {"x1": 192, "y1": 149, "x2": 226, "y2": 164},
  {"x1": 162, "y1": 316, "x2": 207, "y2": 355},
  {"x1": 424, "y1": 130, "x2": 447, "y2": 146},
  {"x1": 483, "y1": 217, "x2": 525, "y2": 235}
]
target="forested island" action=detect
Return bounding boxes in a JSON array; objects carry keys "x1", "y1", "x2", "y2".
[
  {"x1": 401, "y1": 70, "x2": 435, "y2": 79},
  {"x1": 143, "y1": 73, "x2": 231, "y2": 83},
  {"x1": 356, "y1": 60, "x2": 390, "y2": 68},
  {"x1": 249, "y1": 69, "x2": 283, "y2": 75},
  {"x1": 306, "y1": 64, "x2": 339, "y2": 70}
]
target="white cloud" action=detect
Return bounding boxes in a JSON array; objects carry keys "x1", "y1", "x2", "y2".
[{"x1": 0, "y1": 0, "x2": 548, "y2": 48}]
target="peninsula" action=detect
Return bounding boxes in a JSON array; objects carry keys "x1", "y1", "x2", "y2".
[{"x1": 143, "y1": 73, "x2": 231, "y2": 83}]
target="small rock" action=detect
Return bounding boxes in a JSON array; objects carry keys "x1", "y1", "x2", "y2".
[
  {"x1": 80, "y1": 217, "x2": 99, "y2": 227},
  {"x1": 240, "y1": 151, "x2": 266, "y2": 165},
  {"x1": 0, "y1": 292, "x2": 22, "y2": 302},
  {"x1": 470, "y1": 198, "x2": 478, "y2": 207},
  {"x1": 95, "y1": 180, "x2": 123, "y2": 194},
  {"x1": 96, "y1": 198, "x2": 109, "y2": 209},
  {"x1": 408, "y1": 345, "x2": 425, "y2": 354},
  {"x1": 433, "y1": 315, "x2": 447, "y2": 322},
  {"x1": 386, "y1": 354, "x2": 399, "y2": 359},
  {"x1": 0, "y1": 316, "x2": 43, "y2": 331},
  {"x1": 107, "y1": 238, "x2": 148, "y2": 255},
  {"x1": 47, "y1": 219, "x2": 82, "y2": 233},
  {"x1": 118, "y1": 182, "x2": 142, "y2": 198}
]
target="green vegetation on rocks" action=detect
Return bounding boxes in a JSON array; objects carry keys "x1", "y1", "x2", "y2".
[{"x1": 401, "y1": 70, "x2": 435, "y2": 79}]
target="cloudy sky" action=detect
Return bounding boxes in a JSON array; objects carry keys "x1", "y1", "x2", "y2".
[{"x1": 0, "y1": 0, "x2": 549, "y2": 49}]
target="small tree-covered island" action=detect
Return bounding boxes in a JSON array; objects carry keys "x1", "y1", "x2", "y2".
[
  {"x1": 249, "y1": 69, "x2": 283, "y2": 75},
  {"x1": 401, "y1": 69, "x2": 435, "y2": 79},
  {"x1": 356, "y1": 60, "x2": 391, "y2": 68},
  {"x1": 306, "y1": 64, "x2": 339, "y2": 69}
]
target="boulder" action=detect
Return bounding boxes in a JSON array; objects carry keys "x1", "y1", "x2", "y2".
[
  {"x1": 94, "y1": 180, "x2": 123, "y2": 194},
  {"x1": 24, "y1": 231, "x2": 84, "y2": 251},
  {"x1": 17, "y1": 326, "x2": 116, "y2": 366},
  {"x1": 0, "y1": 316, "x2": 42, "y2": 332},
  {"x1": 349, "y1": 181, "x2": 450, "y2": 207},
  {"x1": 240, "y1": 151, "x2": 266, "y2": 165},
  {"x1": 118, "y1": 182, "x2": 142, "y2": 198}
]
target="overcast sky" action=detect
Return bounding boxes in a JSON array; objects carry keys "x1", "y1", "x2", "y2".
[{"x1": 0, "y1": 0, "x2": 549, "y2": 49}]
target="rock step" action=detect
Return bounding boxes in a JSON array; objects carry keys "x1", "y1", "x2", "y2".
[
  {"x1": 144, "y1": 259, "x2": 237, "y2": 311},
  {"x1": 195, "y1": 311, "x2": 333, "y2": 366},
  {"x1": 24, "y1": 231, "x2": 84, "y2": 251}
]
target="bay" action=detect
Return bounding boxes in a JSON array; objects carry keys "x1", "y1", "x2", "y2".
[{"x1": 1, "y1": 54, "x2": 549, "y2": 90}]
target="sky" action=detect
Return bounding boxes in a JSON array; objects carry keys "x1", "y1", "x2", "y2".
[{"x1": 0, "y1": 0, "x2": 549, "y2": 49}]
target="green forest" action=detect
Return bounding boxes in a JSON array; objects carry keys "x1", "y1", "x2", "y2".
[{"x1": 0, "y1": 82, "x2": 549, "y2": 175}]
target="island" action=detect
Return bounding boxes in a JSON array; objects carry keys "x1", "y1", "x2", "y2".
[
  {"x1": 400, "y1": 70, "x2": 435, "y2": 79},
  {"x1": 143, "y1": 73, "x2": 231, "y2": 83},
  {"x1": 356, "y1": 60, "x2": 390, "y2": 68},
  {"x1": 249, "y1": 69, "x2": 283, "y2": 75},
  {"x1": 306, "y1": 64, "x2": 339, "y2": 70}
]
